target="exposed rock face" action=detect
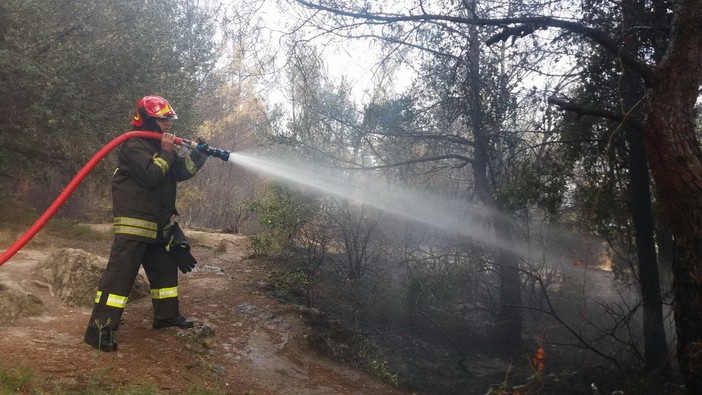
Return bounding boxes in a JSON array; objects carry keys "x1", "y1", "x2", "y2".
[
  {"x1": 37, "y1": 248, "x2": 149, "y2": 308},
  {"x1": 0, "y1": 281, "x2": 44, "y2": 320}
]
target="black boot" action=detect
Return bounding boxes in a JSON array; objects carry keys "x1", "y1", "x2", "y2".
[
  {"x1": 84, "y1": 326, "x2": 118, "y2": 352},
  {"x1": 153, "y1": 314, "x2": 194, "y2": 329}
]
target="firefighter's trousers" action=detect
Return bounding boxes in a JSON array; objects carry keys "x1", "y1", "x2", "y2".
[{"x1": 86, "y1": 238, "x2": 180, "y2": 331}]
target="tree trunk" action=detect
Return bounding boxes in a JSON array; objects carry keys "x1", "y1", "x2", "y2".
[
  {"x1": 642, "y1": 2, "x2": 702, "y2": 390},
  {"x1": 625, "y1": 121, "x2": 670, "y2": 375},
  {"x1": 464, "y1": 20, "x2": 523, "y2": 352},
  {"x1": 620, "y1": 0, "x2": 670, "y2": 376}
]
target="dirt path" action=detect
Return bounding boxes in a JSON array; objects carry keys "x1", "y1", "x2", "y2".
[{"x1": 0, "y1": 229, "x2": 406, "y2": 394}]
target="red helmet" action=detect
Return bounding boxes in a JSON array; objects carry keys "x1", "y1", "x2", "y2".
[{"x1": 131, "y1": 95, "x2": 178, "y2": 128}]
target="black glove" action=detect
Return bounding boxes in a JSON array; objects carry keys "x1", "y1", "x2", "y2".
[
  {"x1": 189, "y1": 137, "x2": 210, "y2": 165},
  {"x1": 165, "y1": 222, "x2": 197, "y2": 274},
  {"x1": 195, "y1": 137, "x2": 231, "y2": 161},
  {"x1": 195, "y1": 137, "x2": 209, "y2": 152},
  {"x1": 173, "y1": 244, "x2": 197, "y2": 274}
]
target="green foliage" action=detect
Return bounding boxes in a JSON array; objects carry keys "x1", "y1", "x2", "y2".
[
  {"x1": 247, "y1": 233, "x2": 278, "y2": 258},
  {"x1": 177, "y1": 184, "x2": 206, "y2": 213},
  {"x1": 246, "y1": 184, "x2": 319, "y2": 258},
  {"x1": 272, "y1": 270, "x2": 311, "y2": 302},
  {"x1": 0, "y1": 360, "x2": 230, "y2": 394},
  {"x1": 495, "y1": 152, "x2": 570, "y2": 217},
  {"x1": 306, "y1": 319, "x2": 401, "y2": 388},
  {"x1": 331, "y1": 335, "x2": 400, "y2": 387},
  {"x1": 281, "y1": 41, "x2": 364, "y2": 166},
  {"x1": 0, "y1": 362, "x2": 36, "y2": 394},
  {"x1": 356, "y1": 347, "x2": 399, "y2": 387},
  {"x1": 0, "y1": 0, "x2": 218, "y2": 196}
]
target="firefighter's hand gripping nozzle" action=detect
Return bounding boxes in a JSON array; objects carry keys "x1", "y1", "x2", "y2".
[{"x1": 179, "y1": 137, "x2": 231, "y2": 161}]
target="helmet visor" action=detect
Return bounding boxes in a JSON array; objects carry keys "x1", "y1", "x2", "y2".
[{"x1": 157, "y1": 114, "x2": 178, "y2": 120}]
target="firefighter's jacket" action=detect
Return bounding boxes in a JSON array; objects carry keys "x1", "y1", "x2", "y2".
[{"x1": 111, "y1": 136, "x2": 207, "y2": 243}]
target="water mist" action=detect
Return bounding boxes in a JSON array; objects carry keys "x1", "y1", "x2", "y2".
[
  {"x1": 226, "y1": 151, "x2": 589, "y2": 268},
  {"x1": 225, "y1": 150, "x2": 646, "y2": 353}
]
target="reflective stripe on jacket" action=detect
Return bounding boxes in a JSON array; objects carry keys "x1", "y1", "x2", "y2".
[
  {"x1": 114, "y1": 217, "x2": 158, "y2": 239},
  {"x1": 111, "y1": 136, "x2": 207, "y2": 243}
]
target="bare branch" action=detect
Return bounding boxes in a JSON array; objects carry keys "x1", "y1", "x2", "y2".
[
  {"x1": 347, "y1": 154, "x2": 476, "y2": 171},
  {"x1": 292, "y1": 0, "x2": 653, "y2": 82},
  {"x1": 371, "y1": 128, "x2": 475, "y2": 147},
  {"x1": 548, "y1": 97, "x2": 644, "y2": 130}
]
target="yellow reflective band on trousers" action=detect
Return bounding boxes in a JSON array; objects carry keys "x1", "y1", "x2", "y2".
[
  {"x1": 151, "y1": 286, "x2": 178, "y2": 300},
  {"x1": 107, "y1": 294, "x2": 128, "y2": 308},
  {"x1": 154, "y1": 157, "x2": 169, "y2": 176},
  {"x1": 114, "y1": 217, "x2": 158, "y2": 239},
  {"x1": 94, "y1": 290, "x2": 128, "y2": 308}
]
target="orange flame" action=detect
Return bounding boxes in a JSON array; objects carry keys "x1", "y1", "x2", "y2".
[{"x1": 531, "y1": 347, "x2": 546, "y2": 371}]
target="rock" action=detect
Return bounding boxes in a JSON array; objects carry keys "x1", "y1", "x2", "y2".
[
  {"x1": 209, "y1": 364, "x2": 226, "y2": 376},
  {"x1": 195, "y1": 324, "x2": 217, "y2": 349},
  {"x1": 0, "y1": 281, "x2": 44, "y2": 320},
  {"x1": 196, "y1": 324, "x2": 216, "y2": 339},
  {"x1": 36, "y1": 248, "x2": 149, "y2": 308},
  {"x1": 185, "y1": 341, "x2": 208, "y2": 354}
]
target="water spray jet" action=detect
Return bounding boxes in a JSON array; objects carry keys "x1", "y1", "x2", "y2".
[
  {"x1": 227, "y1": 152, "x2": 505, "y2": 248},
  {"x1": 226, "y1": 152, "x2": 599, "y2": 271}
]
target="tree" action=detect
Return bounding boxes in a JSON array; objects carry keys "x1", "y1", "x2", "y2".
[
  {"x1": 0, "y1": 0, "x2": 217, "y2": 217},
  {"x1": 545, "y1": 0, "x2": 671, "y2": 375}
]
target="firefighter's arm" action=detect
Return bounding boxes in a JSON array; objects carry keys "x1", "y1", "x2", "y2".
[
  {"x1": 171, "y1": 137, "x2": 209, "y2": 181},
  {"x1": 121, "y1": 138, "x2": 175, "y2": 187}
]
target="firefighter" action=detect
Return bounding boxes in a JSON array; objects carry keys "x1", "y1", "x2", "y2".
[{"x1": 84, "y1": 95, "x2": 209, "y2": 351}]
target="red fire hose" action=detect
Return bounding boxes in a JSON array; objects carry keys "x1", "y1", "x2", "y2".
[{"x1": 0, "y1": 131, "x2": 180, "y2": 267}]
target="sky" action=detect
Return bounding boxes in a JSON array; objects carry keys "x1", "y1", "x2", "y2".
[{"x1": 252, "y1": 0, "x2": 416, "y2": 106}]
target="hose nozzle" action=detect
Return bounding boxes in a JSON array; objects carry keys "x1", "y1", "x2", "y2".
[{"x1": 177, "y1": 138, "x2": 231, "y2": 161}]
